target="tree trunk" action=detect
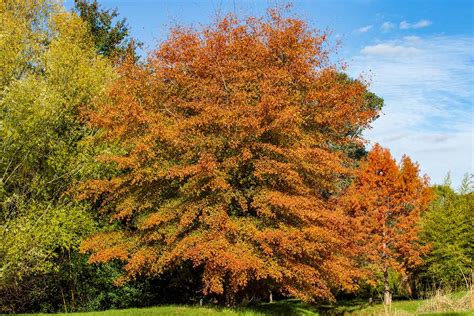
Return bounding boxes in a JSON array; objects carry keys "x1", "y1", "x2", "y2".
[
  {"x1": 382, "y1": 218, "x2": 391, "y2": 307},
  {"x1": 409, "y1": 273, "x2": 418, "y2": 298},
  {"x1": 383, "y1": 268, "x2": 391, "y2": 306},
  {"x1": 471, "y1": 269, "x2": 473, "y2": 310},
  {"x1": 225, "y1": 291, "x2": 234, "y2": 307},
  {"x1": 223, "y1": 275, "x2": 235, "y2": 307},
  {"x1": 269, "y1": 290, "x2": 273, "y2": 303}
]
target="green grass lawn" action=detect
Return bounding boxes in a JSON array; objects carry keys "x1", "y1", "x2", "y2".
[
  {"x1": 18, "y1": 304, "x2": 302, "y2": 316},
  {"x1": 17, "y1": 293, "x2": 473, "y2": 315}
]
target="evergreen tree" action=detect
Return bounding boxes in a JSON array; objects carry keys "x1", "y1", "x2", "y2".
[{"x1": 73, "y1": 0, "x2": 141, "y2": 62}]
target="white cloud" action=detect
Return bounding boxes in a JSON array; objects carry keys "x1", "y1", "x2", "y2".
[
  {"x1": 381, "y1": 21, "x2": 395, "y2": 31},
  {"x1": 400, "y1": 19, "x2": 432, "y2": 29},
  {"x1": 350, "y1": 36, "x2": 473, "y2": 187},
  {"x1": 399, "y1": 20, "x2": 411, "y2": 29},
  {"x1": 403, "y1": 36, "x2": 421, "y2": 42},
  {"x1": 355, "y1": 25, "x2": 373, "y2": 33},
  {"x1": 413, "y1": 19, "x2": 432, "y2": 28},
  {"x1": 361, "y1": 43, "x2": 421, "y2": 56}
]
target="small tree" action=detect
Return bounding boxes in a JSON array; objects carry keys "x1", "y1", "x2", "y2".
[
  {"x1": 421, "y1": 174, "x2": 473, "y2": 289},
  {"x1": 343, "y1": 144, "x2": 432, "y2": 305}
]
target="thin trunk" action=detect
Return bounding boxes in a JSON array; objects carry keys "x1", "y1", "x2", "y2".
[
  {"x1": 383, "y1": 267, "x2": 391, "y2": 306},
  {"x1": 471, "y1": 270, "x2": 473, "y2": 310},
  {"x1": 269, "y1": 291, "x2": 273, "y2": 303},
  {"x1": 60, "y1": 287, "x2": 68, "y2": 314},
  {"x1": 409, "y1": 274, "x2": 418, "y2": 298},
  {"x1": 68, "y1": 249, "x2": 76, "y2": 311},
  {"x1": 382, "y1": 211, "x2": 391, "y2": 307}
]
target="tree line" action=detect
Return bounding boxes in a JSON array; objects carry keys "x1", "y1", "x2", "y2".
[{"x1": 0, "y1": 0, "x2": 472, "y2": 313}]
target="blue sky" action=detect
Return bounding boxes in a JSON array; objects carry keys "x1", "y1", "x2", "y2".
[{"x1": 66, "y1": 0, "x2": 473, "y2": 187}]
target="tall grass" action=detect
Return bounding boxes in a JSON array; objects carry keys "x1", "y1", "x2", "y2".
[{"x1": 417, "y1": 289, "x2": 472, "y2": 314}]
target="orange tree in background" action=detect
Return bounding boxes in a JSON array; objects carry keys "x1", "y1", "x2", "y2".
[
  {"x1": 342, "y1": 144, "x2": 432, "y2": 306},
  {"x1": 79, "y1": 9, "x2": 381, "y2": 305}
]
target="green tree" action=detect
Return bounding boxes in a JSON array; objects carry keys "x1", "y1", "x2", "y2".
[
  {"x1": 0, "y1": 2, "x2": 115, "y2": 312},
  {"x1": 421, "y1": 174, "x2": 474, "y2": 289},
  {"x1": 73, "y1": 0, "x2": 140, "y2": 61},
  {"x1": 0, "y1": 0, "x2": 52, "y2": 89}
]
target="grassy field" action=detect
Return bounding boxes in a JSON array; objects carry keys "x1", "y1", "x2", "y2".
[{"x1": 18, "y1": 293, "x2": 473, "y2": 315}]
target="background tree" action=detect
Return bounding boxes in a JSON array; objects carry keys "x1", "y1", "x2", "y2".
[
  {"x1": 73, "y1": 0, "x2": 141, "y2": 62},
  {"x1": 0, "y1": 1, "x2": 121, "y2": 312},
  {"x1": 0, "y1": 0, "x2": 52, "y2": 89},
  {"x1": 332, "y1": 73, "x2": 383, "y2": 162},
  {"x1": 420, "y1": 174, "x2": 473, "y2": 290},
  {"x1": 342, "y1": 144, "x2": 432, "y2": 306},
  {"x1": 79, "y1": 9, "x2": 381, "y2": 305}
]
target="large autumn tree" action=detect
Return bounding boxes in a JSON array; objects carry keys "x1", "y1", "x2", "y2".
[
  {"x1": 79, "y1": 10, "x2": 381, "y2": 305},
  {"x1": 342, "y1": 144, "x2": 432, "y2": 306}
]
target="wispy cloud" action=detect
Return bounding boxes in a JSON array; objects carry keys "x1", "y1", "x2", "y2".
[
  {"x1": 403, "y1": 35, "x2": 421, "y2": 41},
  {"x1": 355, "y1": 25, "x2": 373, "y2": 33},
  {"x1": 413, "y1": 19, "x2": 432, "y2": 28},
  {"x1": 361, "y1": 43, "x2": 421, "y2": 56},
  {"x1": 350, "y1": 36, "x2": 473, "y2": 186},
  {"x1": 399, "y1": 21, "x2": 411, "y2": 29},
  {"x1": 400, "y1": 19, "x2": 432, "y2": 29},
  {"x1": 381, "y1": 21, "x2": 395, "y2": 31}
]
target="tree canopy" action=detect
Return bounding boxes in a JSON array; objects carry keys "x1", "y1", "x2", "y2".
[
  {"x1": 78, "y1": 10, "x2": 382, "y2": 305},
  {"x1": 341, "y1": 144, "x2": 433, "y2": 304},
  {"x1": 73, "y1": 0, "x2": 140, "y2": 61},
  {"x1": 1, "y1": 1, "x2": 468, "y2": 313},
  {"x1": 0, "y1": 0, "x2": 114, "y2": 311},
  {"x1": 421, "y1": 174, "x2": 473, "y2": 288}
]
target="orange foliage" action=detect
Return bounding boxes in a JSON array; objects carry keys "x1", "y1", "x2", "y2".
[
  {"x1": 79, "y1": 9, "x2": 380, "y2": 303},
  {"x1": 342, "y1": 144, "x2": 433, "y2": 285}
]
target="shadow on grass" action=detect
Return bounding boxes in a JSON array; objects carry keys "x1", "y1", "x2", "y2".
[
  {"x1": 247, "y1": 299, "x2": 317, "y2": 315},
  {"x1": 243, "y1": 298, "x2": 371, "y2": 315}
]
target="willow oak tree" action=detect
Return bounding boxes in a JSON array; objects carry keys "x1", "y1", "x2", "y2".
[
  {"x1": 342, "y1": 144, "x2": 432, "y2": 306},
  {"x1": 79, "y1": 11, "x2": 380, "y2": 305}
]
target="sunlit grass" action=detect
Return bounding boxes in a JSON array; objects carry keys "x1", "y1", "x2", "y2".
[{"x1": 19, "y1": 292, "x2": 473, "y2": 315}]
